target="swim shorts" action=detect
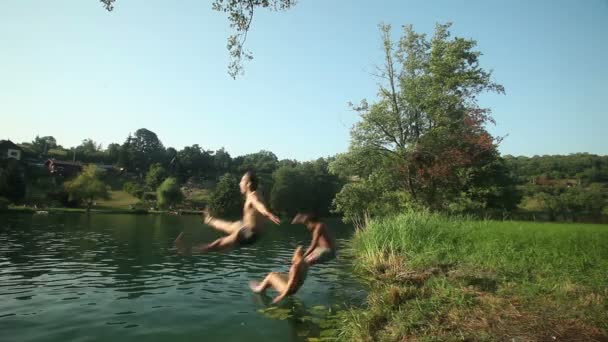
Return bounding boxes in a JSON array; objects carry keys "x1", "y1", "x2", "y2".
[
  {"x1": 308, "y1": 247, "x2": 336, "y2": 264},
  {"x1": 236, "y1": 226, "x2": 258, "y2": 246}
]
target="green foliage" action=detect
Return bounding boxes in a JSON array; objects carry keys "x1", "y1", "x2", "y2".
[
  {"x1": 101, "y1": 0, "x2": 296, "y2": 78},
  {"x1": 213, "y1": 0, "x2": 296, "y2": 77},
  {"x1": 305, "y1": 158, "x2": 344, "y2": 216},
  {"x1": 520, "y1": 184, "x2": 606, "y2": 221},
  {"x1": 106, "y1": 143, "x2": 121, "y2": 164},
  {"x1": 0, "y1": 160, "x2": 26, "y2": 203},
  {"x1": 145, "y1": 163, "x2": 169, "y2": 191},
  {"x1": 270, "y1": 158, "x2": 343, "y2": 217},
  {"x1": 176, "y1": 144, "x2": 213, "y2": 181},
  {"x1": 333, "y1": 22, "x2": 510, "y2": 218},
  {"x1": 123, "y1": 181, "x2": 145, "y2": 199},
  {"x1": 271, "y1": 166, "x2": 313, "y2": 216},
  {"x1": 27, "y1": 137, "x2": 121, "y2": 165},
  {"x1": 120, "y1": 128, "x2": 166, "y2": 176},
  {"x1": 504, "y1": 153, "x2": 608, "y2": 184},
  {"x1": 447, "y1": 156, "x2": 522, "y2": 214},
  {"x1": 209, "y1": 173, "x2": 242, "y2": 217},
  {"x1": 343, "y1": 212, "x2": 608, "y2": 340},
  {"x1": 156, "y1": 177, "x2": 183, "y2": 209},
  {"x1": 354, "y1": 211, "x2": 608, "y2": 290},
  {"x1": 213, "y1": 147, "x2": 232, "y2": 176},
  {"x1": 31, "y1": 135, "x2": 57, "y2": 155},
  {"x1": 333, "y1": 170, "x2": 409, "y2": 223},
  {"x1": 143, "y1": 192, "x2": 157, "y2": 202},
  {"x1": 63, "y1": 164, "x2": 110, "y2": 209},
  {"x1": 76, "y1": 139, "x2": 102, "y2": 154},
  {"x1": 236, "y1": 150, "x2": 278, "y2": 175}
]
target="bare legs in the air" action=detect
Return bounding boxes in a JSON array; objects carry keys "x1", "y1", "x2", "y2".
[
  {"x1": 249, "y1": 272, "x2": 288, "y2": 294},
  {"x1": 175, "y1": 210, "x2": 245, "y2": 254}
]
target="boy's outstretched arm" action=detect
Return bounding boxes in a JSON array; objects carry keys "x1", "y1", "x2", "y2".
[{"x1": 250, "y1": 193, "x2": 281, "y2": 224}]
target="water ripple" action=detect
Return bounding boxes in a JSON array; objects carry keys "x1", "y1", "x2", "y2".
[{"x1": 0, "y1": 214, "x2": 365, "y2": 342}]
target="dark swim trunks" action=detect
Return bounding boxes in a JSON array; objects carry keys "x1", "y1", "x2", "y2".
[{"x1": 236, "y1": 226, "x2": 258, "y2": 246}]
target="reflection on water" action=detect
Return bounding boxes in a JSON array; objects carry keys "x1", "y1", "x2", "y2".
[{"x1": 0, "y1": 213, "x2": 364, "y2": 342}]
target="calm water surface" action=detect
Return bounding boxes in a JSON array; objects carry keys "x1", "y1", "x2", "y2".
[{"x1": 0, "y1": 213, "x2": 365, "y2": 342}]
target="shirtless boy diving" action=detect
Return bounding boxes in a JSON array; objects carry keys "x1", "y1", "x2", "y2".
[{"x1": 175, "y1": 171, "x2": 281, "y2": 254}]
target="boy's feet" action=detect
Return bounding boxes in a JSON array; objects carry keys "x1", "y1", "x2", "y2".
[
  {"x1": 201, "y1": 208, "x2": 213, "y2": 225},
  {"x1": 249, "y1": 280, "x2": 263, "y2": 293}
]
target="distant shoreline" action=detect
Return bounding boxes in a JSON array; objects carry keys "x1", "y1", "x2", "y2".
[{"x1": 1, "y1": 207, "x2": 202, "y2": 216}]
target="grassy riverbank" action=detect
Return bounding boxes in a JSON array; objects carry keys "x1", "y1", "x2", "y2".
[{"x1": 339, "y1": 212, "x2": 608, "y2": 341}]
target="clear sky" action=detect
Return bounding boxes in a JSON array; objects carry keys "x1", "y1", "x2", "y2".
[{"x1": 1, "y1": 0, "x2": 606, "y2": 161}]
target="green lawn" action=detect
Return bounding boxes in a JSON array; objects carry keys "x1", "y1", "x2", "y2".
[
  {"x1": 94, "y1": 190, "x2": 139, "y2": 209},
  {"x1": 340, "y1": 212, "x2": 608, "y2": 341}
]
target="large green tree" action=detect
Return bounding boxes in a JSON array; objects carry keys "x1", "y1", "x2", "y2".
[
  {"x1": 31, "y1": 135, "x2": 57, "y2": 155},
  {"x1": 76, "y1": 139, "x2": 102, "y2": 154},
  {"x1": 121, "y1": 129, "x2": 166, "y2": 176},
  {"x1": 106, "y1": 143, "x2": 121, "y2": 164},
  {"x1": 270, "y1": 158, "x2": 343, "y2": 217},
  {"x1": 213, "y1": 148, "x2": 232, "y2": 177},
  {"x1": 145, "y1": 163, "x2": 169, "y2": 191},
  {"x1": 100, "y1": 0, "x2": 296, "y2": 78},
  {"x1": 209, "y1": 173, "x2": 242, "y2": 217},
  {"x1": 64, "y1": 165, "x2": 110, "y2": 210},
  {"x1": 177, "y1": 144, "x2": 214, "y2": 181},
  {"x1": 270, "y1": 166, "x2": 313, "y2": 216},
  {"x1": 73, "y1": 138, "x2": 107, "y2": 163},
  {"x1": 156, "y1": 177, "x2": 183, "y2": 209},
  {"x1": 332, "y1": 23, "x2": 510, "y2": 221}
]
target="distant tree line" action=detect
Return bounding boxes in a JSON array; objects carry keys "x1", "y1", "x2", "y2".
[
  {"x1": 3, "y1": 129, "x2": 607, "y2": 220},
  {"x1": 504, "y1": 154, "x2": 608, "y2": 221},
  {"x1": 3, "y1": 128, "x2": 342, "y2": 216}
]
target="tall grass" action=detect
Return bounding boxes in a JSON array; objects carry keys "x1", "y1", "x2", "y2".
[{"x1": 342, "y1": 211, "x2": 608, "y2": 341}]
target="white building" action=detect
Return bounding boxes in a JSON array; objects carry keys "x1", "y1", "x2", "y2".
[{"x1": 0, "y1": 140, "x2": 22, "y2": 161}]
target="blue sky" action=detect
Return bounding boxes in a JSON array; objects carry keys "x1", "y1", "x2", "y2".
[{"x1": 1, "y1": 0, "x2": 606, "y2": 161}]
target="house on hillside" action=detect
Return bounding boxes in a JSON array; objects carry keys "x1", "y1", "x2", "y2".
[
  {"x1": 44, "y1": 159, "x2": 83, "y2": 177},
  {"x1": 0, "y1": 140, "x2": 22, "y2": 161}
]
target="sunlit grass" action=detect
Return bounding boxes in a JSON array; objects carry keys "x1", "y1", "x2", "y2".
[
  {"x1": 341, "y1": 211, "x2": 608, "y2": 341},
  {"x1": 94, "y1": 190, "x2": 139, "y2": 209}
]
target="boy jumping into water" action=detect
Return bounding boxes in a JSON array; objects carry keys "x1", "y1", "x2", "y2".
[
  {"x1": 291, "y1": 213, "x2": 336, "y2": 265},
  {"x1": 249, "y1": 246, "x2": 308, "y2": 304},
  {"x1": 175, "y1": 171, "x2": 281, "y2": 254}
]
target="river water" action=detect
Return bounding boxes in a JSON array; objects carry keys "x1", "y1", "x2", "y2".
[{"x1": 0, "y1": 213, "x2": 365, "y2": 341}]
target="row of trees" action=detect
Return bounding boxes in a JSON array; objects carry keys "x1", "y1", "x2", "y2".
[
  {"x1": 8, "y1": 137, "x2": 605, "y2": 219},
  {"x1": 504, "y1": 154, "x2": 608, "y2": 184},
  {"x1": 207, "y1": 158, "x2": 343, "y2": 218},
  {"x1": 10, "y1": 129, "x2": 344, "y2": 216},
  {"x1": 121, "y1": 153, "x2": 342, "y2": 217},
  {"x1": 23, "y1": 130, "x2": 287, "y2": 183},
  {"x1": 507, "y1": 155, "x2": 608, "y2": 220}
]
